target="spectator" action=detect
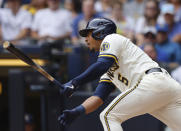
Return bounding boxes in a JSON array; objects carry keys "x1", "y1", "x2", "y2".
[
  {"x1": 0, "y1": 0, "x2": 3, "y2": 7},
  {"x1": 71, "y1": 0, "x2": 101, "y2": 45},
  {"x1": 143, "y1": 43, "x2": 171, "y2": 73},
  {"x1": 135, "y1": 0, "x2": 160, "y2": 46},
  {"x1": 22, "y1": 0, "x2": 47, "y2": 16},
  {"x1": 140, "y1": 27, "x2": 170, "y2": 68},
  {"x1": 155, "y1": 24, "x2": 181, "y2": 69},
  {"x1": 94, "y1": 0, "x2": 112, "y2": 17},
  {"x1": 64, "y1": 0, "x2": 82, "y2": 19},
  {"x1": 171, "y1": 0, "x2": 181, "y2": 22},
  {"x1": 159, "y1": 0, "x2": 171, "y2": 7},
  {"x1": 0, "y1": 0, "x2": 32, "y2": 45},
  {"x1": 142, "y1": 27, "x2": 157, "y2": 44},
  {"x1": 160, "y1": 3, "x2": 181, "y2": 43},
  {"x1": 123, "y1": 0, "x2": 146, "y2": 23},
  {"x1": 143, "y1": 43, "x2": 157, "y2": 61},
  {"x1": 31, "y1": 0, "x2": 72, "y2": 46},
  {"x1": 171, "y1": 66, "x2": 181, "y2": 84},
  {"x1": 109, "y1": 1, "x2": 135, "y2": 40}
]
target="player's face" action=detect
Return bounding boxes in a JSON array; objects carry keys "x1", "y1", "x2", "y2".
[{"x1": 85, "y1": 31, "x2": 102, "y2": 51}]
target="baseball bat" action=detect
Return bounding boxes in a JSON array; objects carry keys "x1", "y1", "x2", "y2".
[{"x1": 3, "y1": 41, "x2": 64, "y2": 89}]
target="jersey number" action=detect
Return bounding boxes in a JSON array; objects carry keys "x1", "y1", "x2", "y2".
[{"x1": 118, "y1": 73, "x2": 129, "y2": 86}]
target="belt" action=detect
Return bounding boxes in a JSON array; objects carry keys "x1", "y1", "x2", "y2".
[{"x1": 145, "y1": 68, "x2": 162, "y2": 74}]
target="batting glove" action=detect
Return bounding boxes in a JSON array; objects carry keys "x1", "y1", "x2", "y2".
[
  {"x1": 62, "y1": 80, "x2": 77, "y2": 97},
  {"x1": 58, "y1": 105, "x2": 85, "y2": 127}
]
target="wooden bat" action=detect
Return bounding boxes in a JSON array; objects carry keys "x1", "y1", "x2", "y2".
[{"x1": 3, "y1": 41, "x2": 64, "y2": 89}]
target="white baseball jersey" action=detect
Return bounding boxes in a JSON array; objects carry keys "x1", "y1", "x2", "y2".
[
  {"x1": 98, "y1": 34, "x2": 181, "y2": 131},
  {"x1": 99, "y1": 34, "x2": 159, "y2": 92}
]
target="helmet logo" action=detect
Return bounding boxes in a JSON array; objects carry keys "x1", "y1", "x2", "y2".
[
  {"x1": 100, "y1": 42, "x2": 110, "y2": 52},
  {"x1": 98, "y1": 22, "x2": 104, "y2": 26}
]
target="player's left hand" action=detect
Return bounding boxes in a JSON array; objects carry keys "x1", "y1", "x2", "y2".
[{"x1": 61, "y1": 80, "x2": 76, "y2": 98}]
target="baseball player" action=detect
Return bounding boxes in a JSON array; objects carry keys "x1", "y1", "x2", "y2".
[{"x1": 58, "y1": 18, "x2": 181, "y2": 131}]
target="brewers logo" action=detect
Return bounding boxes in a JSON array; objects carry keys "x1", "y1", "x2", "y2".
[{"x1": 100, "y1": 42, "x2": 110, "y2": 52}]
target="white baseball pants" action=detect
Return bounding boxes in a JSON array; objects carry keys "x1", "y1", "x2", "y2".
[{"x1": 100, "y1": 71, "x2": 181, "y2": 131}]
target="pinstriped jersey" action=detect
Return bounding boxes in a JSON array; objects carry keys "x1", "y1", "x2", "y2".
[{"x1": 99, "y1": 34, "x2": 159, "y2": 92}]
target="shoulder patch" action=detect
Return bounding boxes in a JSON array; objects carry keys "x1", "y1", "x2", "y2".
[{"x1": 100, "y1": 42, "x2": 110, "y2": 52}]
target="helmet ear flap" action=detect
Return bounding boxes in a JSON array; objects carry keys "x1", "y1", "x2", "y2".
[{"x1": 92, "y1": 26, "x2": 106, "y2": 40}]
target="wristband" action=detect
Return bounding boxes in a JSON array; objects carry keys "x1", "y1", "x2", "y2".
[{"x1": 75, "y1": 105, "x2": 86, "y2": 115}]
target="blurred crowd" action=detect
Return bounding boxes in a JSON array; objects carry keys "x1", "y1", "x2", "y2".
[{"x1": 0, "y1": 0, "x2": 181, "y2": 83}]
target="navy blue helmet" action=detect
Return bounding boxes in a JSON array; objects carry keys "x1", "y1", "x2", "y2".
[{"x1": 79, "y1": 18, "x2": 117, "y2": 40}]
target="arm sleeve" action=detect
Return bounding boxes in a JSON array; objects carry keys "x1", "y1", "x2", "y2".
[
  {"x1": 72, "y1": 57, "x2": 115, "y2": 87},
  {"x1": 93, "y1": 81, "x2": 116, "y2": 101}
]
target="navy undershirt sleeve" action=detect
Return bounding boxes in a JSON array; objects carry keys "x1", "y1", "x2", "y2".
[
  {"x1": 94, "y1": 82, "x2": 116, "y2": 101},
  {"x1": 72, "y1": 57, "x2": 115, "y2": 87}
]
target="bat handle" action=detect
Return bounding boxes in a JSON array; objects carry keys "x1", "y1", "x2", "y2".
[{"x1": 52, "y1": 79, "x2": 64, "y2": 89}]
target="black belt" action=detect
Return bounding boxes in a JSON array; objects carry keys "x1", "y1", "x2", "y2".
[{"x1": 145, "y1": 68, "x2": 162, "y2": 74}]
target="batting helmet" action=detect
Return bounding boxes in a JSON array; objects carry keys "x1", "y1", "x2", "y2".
[{"x1": 79, "y1": 17, "x2": 117, "y2": 40}]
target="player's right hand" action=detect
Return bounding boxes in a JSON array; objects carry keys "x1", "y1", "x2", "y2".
[{"x1": 62, "y1": 81, "x2": 76, "y2": 97}]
